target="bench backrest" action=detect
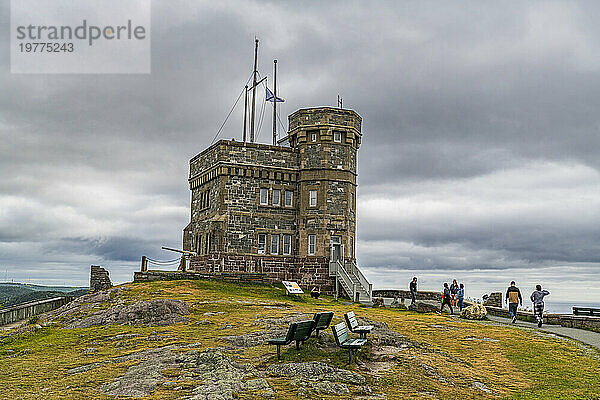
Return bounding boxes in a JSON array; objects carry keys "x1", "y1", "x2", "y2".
[
  {"x1": 313, "y1": 312, "x2": 334, "y2": 330},
  {"x1": 332, "y1": 322, "x2": 348, "y2": 346},
  {"x1": 345, "y1": 311, "x2": 358, "y2": 330},
  {"x1": 284, "y1": 322, "x2": 298, "y2": 342},
  {"x1": 573, "y1": 307, "x2": 600, "y2": 316},
  {"x1": 292, "y1": 320, "x2": 314, "y2": 342}
]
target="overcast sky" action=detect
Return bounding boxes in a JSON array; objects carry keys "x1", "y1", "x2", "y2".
[{"x1": 1, "y1": 1, "x2": 599, "y2": 302}]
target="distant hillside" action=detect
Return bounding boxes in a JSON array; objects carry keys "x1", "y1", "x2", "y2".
[{"x1": 0, "y1": 283, "x2": 88, "y2": 309}]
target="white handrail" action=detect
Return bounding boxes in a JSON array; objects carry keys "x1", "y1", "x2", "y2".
[
  {"x1": 336, "y1": 260, "x2": 355, "y2": 299},
  {"x1": 351, "y1": 260, "x2": 372, "y2": 301}
]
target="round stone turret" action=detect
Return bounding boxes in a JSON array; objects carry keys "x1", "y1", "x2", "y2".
[{"x1": 287, "y1": 107, "x2": 362, "y2": 261}]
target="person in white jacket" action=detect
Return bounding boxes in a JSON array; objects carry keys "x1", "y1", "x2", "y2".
[{"x1": 530, "y1": 285, "x2": 550, "y2": 327}]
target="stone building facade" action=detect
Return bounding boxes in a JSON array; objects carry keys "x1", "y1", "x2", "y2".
[{"x1": 182, "y1": 107, "x2": 369, "y2": 297}]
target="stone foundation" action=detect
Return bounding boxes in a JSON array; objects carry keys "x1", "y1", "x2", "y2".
[
  {"x1": 134, "y1": 270, "x2": 271, "y2": 285},
  {"x1": 188, "y1": 253, "x2": 335, "y2": 294}
]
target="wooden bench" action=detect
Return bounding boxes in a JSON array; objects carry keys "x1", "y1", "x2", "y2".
[
  {"x1": 311, "y1": 312, "x2": 334, "y2": 338},
  {"x1": 332, "y1": 322, "x2": 367, "y2": 363},
  {"x1": 573, "y1": 307, "x2": 600, "y2": 316},
  {"x1": 344, "y1": 311, "x2": 373, "y2": 339}
]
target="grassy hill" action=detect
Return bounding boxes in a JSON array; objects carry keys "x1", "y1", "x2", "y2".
[
  {"x1": 0, "y1": 279, "x2": 599, "y2": 399},
  {"x1": 0, "y1": 283, "x2": 88, "y2": 309}
]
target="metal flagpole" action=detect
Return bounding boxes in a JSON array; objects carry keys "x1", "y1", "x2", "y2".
[
  {"x1": 250, "y1": 38, "x2": 258, "y2": 143},
  {"x1": 273, "y1": 59, "x2": 277, "y2": 145}
]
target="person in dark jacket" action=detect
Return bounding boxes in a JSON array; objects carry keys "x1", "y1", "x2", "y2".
[
  {"x1": 506, "y1": 281, "x2": 523, "y2": 324},
  {"x1": 450, "y1": 279, "x2": 459, "y2": 307},
  {"x1": 409, "y1": 277, "x2": 418, "y2": 305},
  {"x1": 457, "y1": 283, "x2": 465, "y2": 311},
  {"x1": 530, "y1": 285, "x2": 550, "y2": 327},
  {"x1": 441, "y1": 283, "x2": 453, "y2": 314}
]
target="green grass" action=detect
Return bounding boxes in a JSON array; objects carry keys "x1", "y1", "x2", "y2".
[{"x1": 1, "y1": 278, "x2": 599, "y2": 399}]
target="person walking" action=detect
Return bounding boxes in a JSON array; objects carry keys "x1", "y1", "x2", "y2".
[
  {"x1": 457, "y1": 283, "x2": 465, "y2": 311},
  {"x1": 409, "y1": 277, "x2": 418, "y2": 306},
  {"x1": 530, "y1": 285, "x2": 550, "y2": 328},
  {"x1": 441, "y1": 283, "x2": 453, "y2": 314},
  {"x1": 450, "y1": 279, "x2": 459, "y2": 307},
  {"x1": 505, "y1": 281, "x2": 523, "y2": 324}
]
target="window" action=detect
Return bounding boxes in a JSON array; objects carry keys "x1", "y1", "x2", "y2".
[
  {"x1": 350, "y1": 236, "x2": 354, "y2": 258},
  {"x1": 308, "y1": 234, "x2": 316, "y2": 255},
  {"x1": 309, "y1": 190, "x2": 317, "y2": 207},
  {"x1": 258, "y1": 234, "x2": 266, "y2": 254},
  {"x1": 284, "y1": 190, "x2": 293, "y2": 207},
  {"x1": 334, "y1": 131, "x2": 342, "y2": 142},
  {"x1": 283, "y1": 234, "x2": 292, "y2": 255},
  {"x1": 311, "y1": 132, "x2": 317, "y2": 142},
  {"x1": 272, "y1": 189, "x2": 281, "y2": 206},
  {"x1": 260, "y1": 188, "x2": 269, "y2": 205},
  {"x1": 271, "y1": 234, "x2": 280, "y2": 255},
  {"x1": 350, "y1": 193, "x2": 355, "y2": 211}
]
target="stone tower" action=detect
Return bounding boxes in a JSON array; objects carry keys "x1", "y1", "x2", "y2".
[
  {"x1": 179, "y1": 106, "x2": 370, "y2": 299},
  {"x1": 287, "y1": 107, "x2": 362, "y2": 263}
]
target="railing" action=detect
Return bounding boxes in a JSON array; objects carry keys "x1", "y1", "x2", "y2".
[
  {"x1": 329, "y1": 260, "x2": 337, "y2": 277},
  {"x1": 336, "y1": 260, "x2": 355, "y2": 299},
  {"x1": 350, "y1": 260, "x2": 372, "y2": 301}
]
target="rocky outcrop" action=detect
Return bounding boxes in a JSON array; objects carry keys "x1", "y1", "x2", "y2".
[
  {"x1": 460, "y1": 304, "x2": 488, "y2": 320},
  {"x1": 372, "y1": 297, "x2": 385, "y2": 307},
  {"x1": 66, "y1": 299, "x2": 190, "y2": 329},
  {"x1": 181, "y1": 349, "x2": 268, "y2": 400},
  {"x1": 266, "y1": 361, "x2": 366, "y2": 385},
  {"x1": 389, "y1": 297, "x2": 407, "y2": 309},
  {"x1": 408, "y1": 301, "x2": 440, "y2": 313}
]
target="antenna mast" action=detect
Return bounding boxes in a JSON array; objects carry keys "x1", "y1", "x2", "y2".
[
  {"x1": 243, "y1": 85, "x2": 248, "y2": 142},
  {"x1": 272, "y1": 59, "x2": 278, "y2": 145},
  {"x1": 250, "y1": 38, "x2": 259, "y2": 143}
]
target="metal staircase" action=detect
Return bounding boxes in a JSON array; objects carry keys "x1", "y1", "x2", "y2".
[{"x1": 330, "y1": 259, "x2": 372, "y2": 303}]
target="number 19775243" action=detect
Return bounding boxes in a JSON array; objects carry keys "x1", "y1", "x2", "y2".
[{"x1": 19, "y1": 42, "x2": 74, "y2": 52}]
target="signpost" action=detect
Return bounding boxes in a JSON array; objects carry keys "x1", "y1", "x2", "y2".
[{"x1": 282, "y1": 281, "x2": 304, "y2": 295}]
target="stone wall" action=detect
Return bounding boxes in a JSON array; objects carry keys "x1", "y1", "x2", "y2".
[
  {"x1": 371, "y1": 289, "x2": 442, "y2": 301},
  {"x1": 0, "y1": 297, "x2": 73, "y2": 326},
  {"x1": 133, "y1": 270, "x2": 271, "y2": 285},
  {"x1": 485, "y1": 305, "x2": 600, "y2": 333},
  {"x1": 90, "y1": 265, "x2": 112, "y2": 292},
  {"x1": 483, "y1": 292, "x2": 503, "y2": 307},
  {"x1": 188, "y1": 253, "x2": 335, "y2": 294}
]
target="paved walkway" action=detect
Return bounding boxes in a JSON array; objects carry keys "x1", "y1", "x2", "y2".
[{"x1": 488, "y1": 315, "x2": 600, "y2": 350}]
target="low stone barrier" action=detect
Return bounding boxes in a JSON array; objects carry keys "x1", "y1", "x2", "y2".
[
  {"x1": 134, "y1": 270, "x2": 271, "y2": 285},
  {"x1": 0, "y1": 296, "x2": 73, "y2": 326},
  {"x1": 371, "y1": 289, "x2": 442, "y2": 302},
  {"x1": 485, "y1": 305, "x2": 600, "y2": 333}
]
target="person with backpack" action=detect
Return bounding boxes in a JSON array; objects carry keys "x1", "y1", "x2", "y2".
[
  {"x1": 457, "y1": 283, "x2": 465, "y2": 311},
  {"x1": 530, "y1": 285, "x2": 550, "y2": 327},
  {"x1": 441, "y1": 283, "x2": 453, "y2": 314},
  {"x1": 505, "y1": 281, "x2": 523, "y2": 324},
  {"x1": 409, "y1": 277, "x2": 418, "y2": 306}
]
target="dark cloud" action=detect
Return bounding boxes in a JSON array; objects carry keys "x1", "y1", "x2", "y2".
[{"x1": 1, "y1": 1, "x2": 599, "y2": 299}]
